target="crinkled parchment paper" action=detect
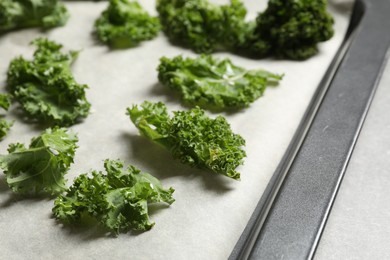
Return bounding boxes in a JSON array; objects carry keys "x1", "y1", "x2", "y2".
[{"x1": 0, "y1": 1, "x2": 351, "y2": 259}]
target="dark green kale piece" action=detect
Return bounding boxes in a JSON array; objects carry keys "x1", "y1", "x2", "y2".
[
  {"x1": 158, "y1": 55, "x2": 283, "y2": 110},
  {"x1": 0, "y1": 119, "x2": 13, "y2": 140},
  {"x1": 127, "y1": 101, "x2": 246, "y2": 180},
  {"x1": 0, "y1": 93, "x2": 13, "y2": 140},
  {"x1": 0, "y1": 0, "x2": 69, "y2": 33},
  {"x1": 53, "y1": 159, "x2": 175, "y2": 234},
  {"x1": 95, "y1": 0, "x2": 160, "y2": 48},
  {"x1": 0, "y1": 93, "x2": 12, "y2": 110},
  {"x1": 0, "y1": 127, "x2": 78, "y2": 195},
  {"x1": 7, "y1": 38, "x2": 91, "y2": 126},
  {"x1": 156, "y1": 0, "x2": 248, "y2": 53},
  {"x1": 244, "y1": 0, "x2": 334, "y2": 60}
]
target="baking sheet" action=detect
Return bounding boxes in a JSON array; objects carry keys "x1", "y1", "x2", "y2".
[
  {"x1": 315, "y1": 59, "x2": 390, "y2": 260},
  {"x1": 0, "y1": 1, "x2": 351, "y2": 259}
]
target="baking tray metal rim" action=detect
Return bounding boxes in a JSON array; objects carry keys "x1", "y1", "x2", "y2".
[{"x1": 230, "y1": 0, "x2": 390, "y2": 259}]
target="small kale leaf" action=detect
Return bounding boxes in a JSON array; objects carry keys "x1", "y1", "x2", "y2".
[
  {"x1": 158, "y1": 55, "x2": 283, "y2": 110},
  {"x1": 0, "y1": 127, "x2": 78, "y2": 195},
  {"x1": 6, "y1": 38, "x2": 91, "y2": 126},
  {"x1": 95, "y1": 0, "x2": 160, "y2": 48},
  {"x1": 0, "y1": 93, "x2": 12, "y2": 111},
  {"x1": 53, "y1": 159, "x2": 175, "y2": 234},
  {"x1": 127, "y1": 101, "x2": 246, "y2": 180},
  {"x1": 0, "y1": 0, "x2": 69, "y2": 33},
  {"x1": 0, "y1": 119, "x2": 13, "y2": 141}
]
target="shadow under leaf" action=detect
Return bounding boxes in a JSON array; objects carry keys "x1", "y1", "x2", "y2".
[
  {"x1": 52, "y1": 216, "x2": 114, "y2": 241},
  {"x1": 0, "y1": 174, "x2": 9, "y2": 193},
  {"x1": 0, "y1": 174, "x2": 63, "y2": 207},
  {"x1": 51, "y1": 204, "x2": 167, "y2": 240},
  {"x1": 149, "y1": 81, "x2": 182, "y2": 104},
  {"x1": 148, "y1": 82, "x2": 263, "y2": 116},
  {"x1": 120, "y1": 132, "x2": 237, "y2": 193}
]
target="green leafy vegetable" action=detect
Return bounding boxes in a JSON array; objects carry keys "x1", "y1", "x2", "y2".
[
  {"x1": 0, "y1": 119, "x2": 13, "y2": 140},
  {"x1": 0, "y1": 127, "x2": 78, "y2": 195},
  {"x1": 0, "y1": 93, "x2": 13, "y2": 140},
  {"x1": 156, "y1": 0, "x2": 248, "y2": 53},
  {"x1": 0, "y1": 0, "x2": 69, "y2": 33},
  {"x1": 95, "y1": 0, "x2": 160, "y2": 48},
  {"x1": 0, "y1": 93, "x2": 11, "y2": 110},
  {"x1": 157, "y1": 0, "x2": 334, "y2": 59},
  {"x1": 243, "y1": 0, "x2": 334, "y2": 60},
  {"x1": 7, "y1": 38, "x2": 91, "y2": 126},
  {"x1": 53, "y1": 159, "x2": 174, "y2": 234},
  {"x1": 158, "y1": 55, "x2": 283, "y2": 110},
  {"x1": 127, "y1": 101, "x2": 245, "y2": 179}
]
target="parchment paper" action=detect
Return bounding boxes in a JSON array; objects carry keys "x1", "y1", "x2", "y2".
[{"x1": 0, "y1": 1, "x2": 351, "y2": 259}]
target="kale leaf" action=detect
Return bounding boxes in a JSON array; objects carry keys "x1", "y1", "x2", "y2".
[
  {"x1": 127, "y1": 101, "x2": 246, "y2": 180},
  {"x1": 156, "y1": 0, "x2": 248, "y2": 53},
  {"x1": 0, "y1": 119, "x2": 13, "y2": 140},
  {"x1": 7, "y1": 38, "x2": 91, "y2": 126},
  {"x1": 53, "y1": 159, "x2": 175, "y2": 234},
  {"x1": 0, "y1": 0, "x2": 69, "y2": 33},
  {"x1": 95, "y1": 0, "x2": 160, "y2": 48},
  {"x1": 157, "y1": 0, "x2": 334, "y2": 59},
  {"x1": 0, "y1": 93, "x2": 13, "y2": 140},
  {"x1": 0, "y1": 93, "x2": 11, "y2": 110},
  {"x1": 0, "y1": 127, "x2": 78, "y2": 195},
  {"x1": 244, "y1": 0, "x2": 334, "y2": 60},
  {"x1": 158, "y1": 55, "x2": 283, "y2": 110}
]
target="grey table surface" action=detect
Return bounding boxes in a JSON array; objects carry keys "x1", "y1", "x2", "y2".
[{"x1": 315, "y1": 60, "x2": 390, "y2": 259}]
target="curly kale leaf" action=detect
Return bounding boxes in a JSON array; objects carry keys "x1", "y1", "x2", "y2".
[
  {"x1": 6, "y1": 38, "x2": 91, "y2": 126},
  {"x1": 53, "y1": 159, "x2": 174, "y2": 234},
  {"x1": 0, "y1": 93, "x2": 12, "y2": 110},
  {"x1": 95, "y1": 0, "x2": 160, "y2": 48},
  {"x1": 0, "y1": 0, "x2": 69, "y2": 33},
  {"x1": 0, "y1": 93, "x2": 13, "y2": 140},
  {"x1": 158, "y1": 55, "x2": 283, "y2": 110},
  {"x1": 0, "y1": 119, "x2": 13, "y2": 140},
  {"x1": 0, "y1": 127, "x2": 78, "y2": 195},
  {"x1": 127, "y1": 101, "x2": 246, "y2": 179},
  {"x1": 244, "y1": 0, "x2": 334, "y2": 60},
  {"x1": 157, "y1": 0, "x2": 248, "y2": 53}
]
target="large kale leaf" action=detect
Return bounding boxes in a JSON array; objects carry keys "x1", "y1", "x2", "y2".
[
  {"x1": 127, "y1": 101, "x2": 246, "y2": 180},
  {"x1": 53, "y1": 159, "x2": 175, "y2": 234},
  {"x1": 0, "y1": 127, "x2": 78, "y2": 195},
  {"x1": 7, "y1": 38, "x2": 91, "y2": 126},
  {"x1": 158, "y1": 55, "x2": 283, "y2": 110}
]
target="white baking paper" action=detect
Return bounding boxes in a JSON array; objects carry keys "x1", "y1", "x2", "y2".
[{"x1": 0, "y1": 1, "x2": 351, "y2": 259}]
